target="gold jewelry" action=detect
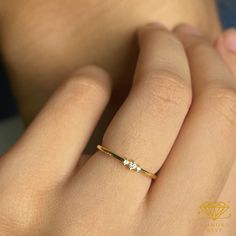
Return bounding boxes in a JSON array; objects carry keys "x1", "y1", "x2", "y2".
[{"x1": 97, "y1": 145, "x2": 157, "y2": 180}]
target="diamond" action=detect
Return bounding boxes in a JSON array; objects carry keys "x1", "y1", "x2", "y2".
[
  {"x1": 123, "y1": 159, "x2": 129, "y2": 166},
  {"x1": 128, "y1": 161, "x2": 137, "y2": 170},
  {"x1": 136, "y1": 166, "x2": 141, "y2": 172},
  {"x1": 123, "y1": 159, "x2": 142, "y2": 173}
]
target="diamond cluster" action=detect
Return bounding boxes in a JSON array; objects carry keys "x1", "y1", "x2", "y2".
[{"x1": 123, "y1": 159, "x2": 141, "y2": 172}]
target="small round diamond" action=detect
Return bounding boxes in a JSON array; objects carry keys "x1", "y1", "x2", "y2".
[
  {"x1": 128, "y1": 161, "x2": 137, "y2": 170},
  {"x1": 123, "y1": 159, "x2": 129, "y2": 166},
  {"x1": 123, "y1": 159, "x2": 142, "y2": 173}
]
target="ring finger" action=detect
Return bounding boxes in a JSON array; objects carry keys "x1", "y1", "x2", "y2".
[{"x1": 70, "y1": 23, "x2": 192, "y2": 210}]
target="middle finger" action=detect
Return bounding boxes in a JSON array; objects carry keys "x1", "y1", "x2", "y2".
[{"x1": 147, "y1": 25, "x2": 236, "y2": 235}]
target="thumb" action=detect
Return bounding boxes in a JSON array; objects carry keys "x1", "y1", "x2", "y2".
[{"x1": 215, "y1": 29, "x2": 236, "y2": 76}]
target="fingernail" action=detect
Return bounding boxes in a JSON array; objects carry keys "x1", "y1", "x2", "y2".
[
  {"x1": 175, "y1": 24, "x2": 202, "y2": 36},
  {"x1": 223, "y1": 29, "x2": 236, "y2": 53}
]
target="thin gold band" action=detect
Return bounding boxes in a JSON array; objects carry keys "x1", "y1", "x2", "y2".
[{"x1": 97, "y1": 145, "x2": 157, "y2": 180}]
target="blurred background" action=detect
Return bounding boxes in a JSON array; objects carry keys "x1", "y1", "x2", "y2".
[{"x1": 0, "y1": 0, "x2": 236, "y2": 154}]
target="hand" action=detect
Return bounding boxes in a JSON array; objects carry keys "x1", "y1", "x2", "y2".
[
  {"x1": 0, "y1": 23, "x2": 235, "y2": 236},
  {"x1": 203, "y1": 29, "x2": 236, "y2": 236}
]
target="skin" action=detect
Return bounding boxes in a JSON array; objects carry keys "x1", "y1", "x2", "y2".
[
  {"x1": 0, "y1": 23, "x2": 235, "y2": 235},
  {"x1": 0, "y1": 0, "x2": 235, "y2": 234},
  {"x1": 0, "y1": 0, "x2": 221, "y2": 127},
  {"x1": 207, "y1": 30, "x2": 236, "y2": 236}
]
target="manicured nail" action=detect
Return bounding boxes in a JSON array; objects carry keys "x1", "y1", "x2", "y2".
[
  {"x1": 175, "y1": 24, "x2": 202, "y2": 36},
  {"x1": 223, "y1": 29, "x2": 236, "y2": 53}
]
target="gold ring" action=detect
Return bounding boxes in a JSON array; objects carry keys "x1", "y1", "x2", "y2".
[{"x1": 97, "y1": 145, "x2": 157, "y2": 180}]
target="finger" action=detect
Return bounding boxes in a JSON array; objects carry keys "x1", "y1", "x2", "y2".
[
  {"x1": 0, "y1": 65, "x2": 112, "y2": 189},
  {"x1": 148, "y1": 25, "x2": 236, "y2": 235},
  {"x1": 215, "y1": 29, "x2": 236, "y2": 75},
  {"x1": 207, "y1": 29, "x2": 236, "y2": 236},
  {"x1": 72, "y1": 23, "x2": 192, "y2": 211}
]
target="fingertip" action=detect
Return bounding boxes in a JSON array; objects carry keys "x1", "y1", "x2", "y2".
[
  {"x1": 215, "y1": 29, "x2": 236, "y2": 76},
  {"x1": 174, "y1": 24, "x2": 203, "y2": 37},
  {"x1": 73, "y1": 65, "x2": 113, "y2": 93},
  {"x1": 64, "y1": 65, "x2": 113, "y2": 107},
  {"x1": 137, "y1": 22, "x2": 167, "y2": 46},
  {"x1": 173, "y1": 24, "x2": 210, "y2": 50},
  {"x1": 216, "y1": 28, "x2": 236, "y2": 54}
]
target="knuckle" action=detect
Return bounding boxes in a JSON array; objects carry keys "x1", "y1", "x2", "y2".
[
  {"x1": 203, "y1": 83, "x2": 236, "y2": 126},
  {"x1": 0, "y1": 189, "x2": 45, "y2": 235},
  {"x1": 0, "y1": 207, "x2": 30, "y2": 235},
  {"x1": 144, "y1": 70, "x2": 192, "y2": 109},
  {"x1": 64, "y1": 73, "x2": 108, "y2": 98},
  {"x1": 56, "y1": 72, "x2": 109, "y2": 112}
]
